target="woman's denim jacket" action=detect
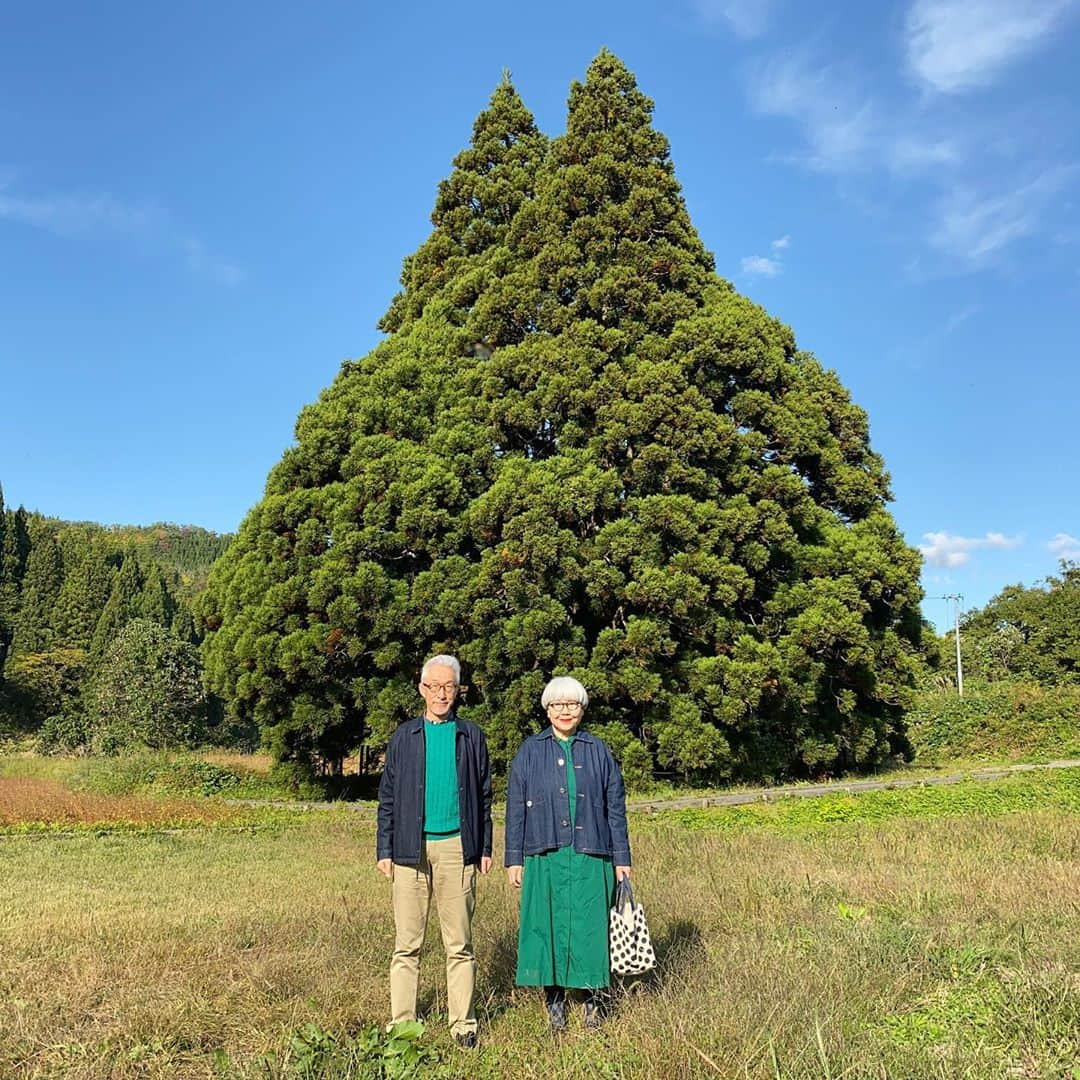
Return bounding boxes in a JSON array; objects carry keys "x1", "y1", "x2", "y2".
[{"x1": 503, "y1": 728, "x2": 631, "y2": 867}]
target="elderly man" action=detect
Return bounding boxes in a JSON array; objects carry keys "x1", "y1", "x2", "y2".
[{"x1": 376, "y1": 654, "x2": 493, "y2": 1048}]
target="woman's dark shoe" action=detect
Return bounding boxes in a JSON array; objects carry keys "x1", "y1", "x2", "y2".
[
  {"x1": 544, "y1": 987, "x2": 567, "y2": 1033},
  {"x1": 583, "y1": 993, "x2": 603, "y2": 1029}
]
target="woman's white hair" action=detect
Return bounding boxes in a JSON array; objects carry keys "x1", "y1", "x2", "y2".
[
  {"x1": 421, "y1": 654, "x2": 461, "y2": 684},
  {"x1": 541, "y1": 676, "x2": 589, "y2": 709}
]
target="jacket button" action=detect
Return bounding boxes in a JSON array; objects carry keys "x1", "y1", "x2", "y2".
[
  {"x1": 559, "y1": 788, "x2": 566, "y2": 794},
  {"x1": 561, "y1": 820, "x2": 568, "y2": 827},
  {"x1": 526, "y1": 800, "x2": 532, "y2": 807},
  {"x1": 557, "y1": 758, "x2": 565, "y2": 766}
]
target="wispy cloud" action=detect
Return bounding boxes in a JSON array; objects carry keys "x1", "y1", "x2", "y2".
[
  {"x1": 1048, "y1": 532, "x2": 1080, "y2": 560},
  {"x1": 0, "y1": 177, "x2": 244, "y2": 286},
  {"x1": 745, "y1": 46, "x2": 1078, "y2": 272},
  {"x1": 944, "y1": 303, "x2": 980, "y2": 332},
  {"x1": 905, "y1": 0, "x2": 1078, "y2": 94},
  {"x1": 931, "y1": 166, "x2": 1079, "y2": 265},
  {"x1": 182, "y1": 237, "x2": 246, "y2": 288},
  {"x1": 919, "y1": 530, "x2": 1023, "y2": 567},
  {"x1": 694, "y1": 0, "x2": 775, "y2": 38},
  {"x1": 748, "y1": 52, "x2": 957, "y2": 175},
  {"x1": 741, "y1": 254, "x2": 781, "y2": 276},
  {"x1": 748, "y1": 54, "x2": 877, "y2": 173},
  {"x1": 0, "y1": 188, "x2": 157, "y2": 235},
  {"x1": 771, "y1": 234, "x2": 790, "y2": 250}
]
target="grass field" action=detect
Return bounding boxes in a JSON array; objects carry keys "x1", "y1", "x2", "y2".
[{"x1": 1, "y1": 766, "x2": 1078, "y2": 1079}]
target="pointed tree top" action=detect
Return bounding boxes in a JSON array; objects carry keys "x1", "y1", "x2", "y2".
[
  {"x1": 563, "y1": 49, "x2": 660, "y2": 151},
  {"x1": 379, "y1": 78, "x2": 547, "y2": 333}
]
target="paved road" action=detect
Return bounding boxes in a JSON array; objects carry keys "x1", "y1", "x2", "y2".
[{"x1": 227, "y1": 758, "x2": 1080, "y2": 815}]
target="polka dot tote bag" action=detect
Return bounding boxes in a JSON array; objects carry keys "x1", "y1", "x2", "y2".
[{"x1": 609, "y1": 877, "x2": 657, "y2": 976}]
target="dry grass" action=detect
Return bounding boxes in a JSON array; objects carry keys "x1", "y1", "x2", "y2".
[
  {"x1": 0, "y1": 778, "x2": 238, "y2": 830},
  {"x1": 0, "y1": 779, "x2": 1077, "y2": 1078},
  {"x1": 197, "y1": 750, "x2": 274, "y2": 775}
]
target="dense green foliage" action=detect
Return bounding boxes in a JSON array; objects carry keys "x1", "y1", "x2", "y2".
[
  {"x1": 0, "y1": 487, "x2": 230, "y2": 737},
  {"x1": 944, "y1": 563, "x2": 1080, "y2": 685},
  {"x1": 85, "y1": 619, "x2": 207, "y2": 752},
  {"x1": 200, "y1": 54, "x2": 925, "y2": 783},
  {"x1": 907, "y1": 681, "x2": 1080, "y2": 764}
]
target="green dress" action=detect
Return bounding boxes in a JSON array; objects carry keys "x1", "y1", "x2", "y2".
[{"x1": 515, "y1": 735, "x2": 616, "y2": 989}]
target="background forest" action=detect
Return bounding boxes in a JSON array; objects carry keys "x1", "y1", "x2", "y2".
[{"x1": 0, "y1": 490, "x2": 236, "y2": 755}]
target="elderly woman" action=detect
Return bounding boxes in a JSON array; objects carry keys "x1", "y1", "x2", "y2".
[{"x1": 505, "y1": 676, "x2": 631, "y2": 1032}]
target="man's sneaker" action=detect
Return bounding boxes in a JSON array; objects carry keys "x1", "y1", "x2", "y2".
[{"x1": 453, "y1": 1030, "x2": 478, "y2": 1049}]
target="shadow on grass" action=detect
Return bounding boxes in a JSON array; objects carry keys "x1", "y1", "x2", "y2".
[
  {"x1": 475, "y1": 917, "x2": 706, "y2": 1026},
  {"x1": 477, "y1": 927, "x2": 525, "y2": 1025},
  {"x1": 609, "y1": 917, "x2": 705, "y2": 1013}
]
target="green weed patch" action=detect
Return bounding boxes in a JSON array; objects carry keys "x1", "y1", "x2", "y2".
[{"x1": 649, "y1": 768, "x2": 1080, "y2": 834}]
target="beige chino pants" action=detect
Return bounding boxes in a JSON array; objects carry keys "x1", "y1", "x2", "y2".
[{"x1": 390, "y1": 835, "x2": 478, "y2": 1036}]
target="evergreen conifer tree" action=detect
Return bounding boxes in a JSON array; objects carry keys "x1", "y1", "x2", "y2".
[
  {"x1": 0, "y1": 503, "x2": 30, "y2": 666},
  {"x1": 53, "y1": 542, "x2": 112, "y2": 650},
  {"x1": 90, "y1": 552, "x2": 145, "y2": 657},
  {"x1": 201, "y1": 55, "x2": 924, "y2": 780},
  {"x1": 199, "y1": 79, "x2": 548, "y2": 768},
  {"x1": 8, "y1": 530, "x2": 63, "y2": 658},
  {"x1": 139, "y1": 562, "x2": 177, "y2": 628}
]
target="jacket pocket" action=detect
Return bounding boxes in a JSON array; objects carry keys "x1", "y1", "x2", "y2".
[{"x1": 523, "y1": 793, "x2": 548, "y2": 849}]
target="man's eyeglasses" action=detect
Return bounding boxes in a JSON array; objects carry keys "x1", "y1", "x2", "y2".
[{"x1": 421, "y1": 681, "x2": 459, "y2": 696}]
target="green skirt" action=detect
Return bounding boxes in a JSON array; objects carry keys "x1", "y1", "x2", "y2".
[{"x1": 515, "y1": 843, "x2": 616, "y2": 989}]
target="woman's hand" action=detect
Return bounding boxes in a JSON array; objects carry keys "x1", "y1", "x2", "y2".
[
  {"x1": 615, "y1": 865, "x2": 631, "y2": 882},
  {"x1": 376, "y1": 859, "x2": 393, "y2": 879},
  {"x1": 507, "y1": 865, "x2": 523, "y2": 888}
]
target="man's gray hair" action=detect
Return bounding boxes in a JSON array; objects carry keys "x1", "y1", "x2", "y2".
[
  {"x1": 421, "y1": 654, "x2": 462, "y2": 684},
  {"x1": 541, "y1": 676, "x2": 589, "y2": 709}
]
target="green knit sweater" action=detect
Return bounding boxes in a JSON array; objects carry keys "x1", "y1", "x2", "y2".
[{"x1": 423, "y1": 719, "x2": 460, "y2": 838}]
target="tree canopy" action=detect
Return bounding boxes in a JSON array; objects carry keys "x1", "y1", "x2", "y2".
[
  {"x1": 952, "y1": 562, "x2": 1080, "y2": 685},
  {"x1": 199, "y1": 52, "x2": 926, "y2": 782}
]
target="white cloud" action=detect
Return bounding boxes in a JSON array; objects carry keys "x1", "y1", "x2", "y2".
[
  {"x1": 771, "y1": 234, "x2": 791, "y2": 250},
  {"x1": 0, "y1": 188, "x2": 157, "y2": 235},
  {"x1": 931, "y1": 166, "x2": 1079, "y2": 265},
  {"x1": 0, "y1": 177, "x2": 244, "y2": 286},
  {"x1": 919, "y1": 530, "x2": 1023, "y2": 567},
  {"x1": 746, "y1": 48, "x2": 1079, "y2": 272},
  {"x1": 741, "y1": 254, "x2": 782, "y2": 276},
  {"x1": 905, "y1": 0, "x2": 1078, "y2": 94},
  {"x1": 695, "y1": 0, "x2": 774, "y2": 38},
  {"x1": 749, "y1": 54, "x2": 876, "y2": 172},
  {"x1": 1048, "y1": 532, "x2": 1080, "y2": 560},
  {"x1": 748, "y1": 53, "x2": 956, "y2": 176}
]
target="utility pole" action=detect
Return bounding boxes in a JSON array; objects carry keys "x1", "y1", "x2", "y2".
[{"x1": 929, "y1": 594, "x2": 964, "y2": 696}]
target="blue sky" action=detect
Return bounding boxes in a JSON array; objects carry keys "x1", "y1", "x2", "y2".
[{"x1": 2, "y1": 0, "x2": 1078, "y2": 629}]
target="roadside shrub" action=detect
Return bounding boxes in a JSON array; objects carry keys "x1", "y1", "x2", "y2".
[
  {"x1": 907, "y1": 681, "x2": 1080, "y2": 764},
  {"x1": 35, "y1": 713, "x2": 89, "y2": 754},
  {"x1": 86, "y1": 619, "x2": 206, "y2": 753}
]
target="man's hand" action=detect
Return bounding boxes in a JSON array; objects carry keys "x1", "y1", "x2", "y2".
[
  {"x1": 507, "y1": 865, "x2": 523, "y2": 888},
  {"x1": 376, "y1": 858, "x2": 393, "y2": 879},
  {"x1": 479, "y1": 856, "x2": 492, "y2": 876},
  {"x1": 615, "y1": 865, "x2": 631, "y2": 882}
]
